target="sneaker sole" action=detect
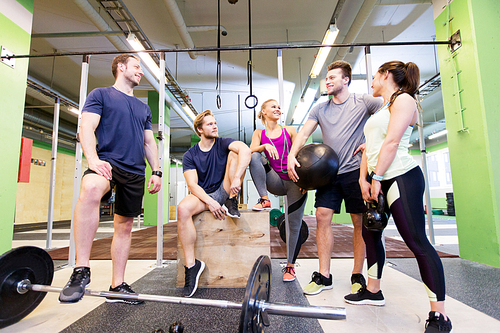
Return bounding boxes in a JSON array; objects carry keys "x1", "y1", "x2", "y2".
[
  {"x1": 186, "y1": 260, "x2": 206, "y2": 298},
  {"x1": 303, "y1": 284, "x2": 333, "y2": 295},
  {"x1": 222, "y1": 205, "x2": 240, "y2": 219},
  {"x1": 283, "y1": 277, "x2": 296, "y2": 282},
  {"x1": 105, "y1": 298, "x2": 144, "y2": 305},
  {"x1": 344, "y1": 298, "x2": 385, "y2": 306}
]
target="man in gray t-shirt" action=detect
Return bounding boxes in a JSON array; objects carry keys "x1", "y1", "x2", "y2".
[{"x1": 288, "y1": 60, "x2": 383, "y2": 296}]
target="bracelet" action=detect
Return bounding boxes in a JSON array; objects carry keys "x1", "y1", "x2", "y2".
[
  {"x1": 152, "y1": 170, "x2": 162, "y2": 178},
  {"x1": 370, "y1": 171, "x2": 383, "y2": 181}
]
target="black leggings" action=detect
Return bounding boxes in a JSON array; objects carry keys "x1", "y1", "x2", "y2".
[{"x1": 363, "y1": 166, "x2": 446, "y2": 302}]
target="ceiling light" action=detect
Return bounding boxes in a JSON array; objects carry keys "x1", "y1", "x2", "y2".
[
  {"x1": 67, "y1": 106, "x2": 79, "y2": 114},
  {"x1": 428, "y1": 130, "x2": 448, "y2": 140},
  {"x1": 126, "y1": 33, "x2": 162, "y2": 81},
  {"x1": 310, "y1": 24, "x2": 339, "y2": 78},
  {"x1": 182, "y1": 103, "x2": 196, "y2": 120}
]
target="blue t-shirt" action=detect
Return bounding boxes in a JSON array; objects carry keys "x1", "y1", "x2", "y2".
[
  {"x1": 83, "y1": 86, "x2": 153, "y2": 175},
  {"x1": 182, "y1": 137, "x2": 235, "y2": 194}
]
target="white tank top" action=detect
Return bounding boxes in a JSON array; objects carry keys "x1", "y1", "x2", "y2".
[{"x1": 364, "y1": 104, "x2": 417, "y2": 180}]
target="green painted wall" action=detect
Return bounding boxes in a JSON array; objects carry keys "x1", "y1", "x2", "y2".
[
  {"x1": 435, "y1": 0, "x2": 500, "y2": 267},
  {"x1": 16, "y1": 0, "x2": 34, "y2": 13},
  {"x1": 0, "y1": 2, "x2": 33, "y2": 254},
  {"x1": 143, "y1": 90, "x2": 171, "y2": 226}
]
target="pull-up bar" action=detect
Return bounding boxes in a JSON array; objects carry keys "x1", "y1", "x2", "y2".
[{"x1": 2, "y1": 40, "x2": 452, "y2": 60}]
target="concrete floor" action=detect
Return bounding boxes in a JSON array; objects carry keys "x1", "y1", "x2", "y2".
[{"x1": 6, "y1": 216, "x2": 500, "y2": 332}]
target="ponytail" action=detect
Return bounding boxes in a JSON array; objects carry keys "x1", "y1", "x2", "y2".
[{"x1": 378, "y1": 61, "x2": 420, "y2": 107}]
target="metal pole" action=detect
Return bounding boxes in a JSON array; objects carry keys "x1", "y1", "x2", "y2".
[
  {"x1": 46, "y1": 97, "x2": 60, "y2": 250},
  {"x1": 417, "y1": 108, "x2": 435, "y2": 244},
  {"x1": 277, "y1": 48, "x2": 290, "y2": 262},
  {"x1": 68, "y1": 55, "x2": 90, "y2": 266},
  {"x1": 23, "y1": 283, "x2": 346, "y2": 320},
  {"x1": 364, "y1": 46, "x2": 373, "y2": 94},
  {"x1": 157, "y1": 52, "x2": 166, "y2": 267}
]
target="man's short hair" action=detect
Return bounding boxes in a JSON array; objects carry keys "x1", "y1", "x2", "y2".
[
  {"x1": 327, "y1": 60, "x2": 352, "y2": 86},
  {"x1": 193, "y1": 110, "x2": 214, "y2": 137},
  {"x1": 112, "y1": 54, "x2": 140, "y2": 78}
]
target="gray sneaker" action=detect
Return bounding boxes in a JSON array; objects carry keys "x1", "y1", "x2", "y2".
[{"x1": 59, "y1": 267, "x2": 90, "y2": 303}]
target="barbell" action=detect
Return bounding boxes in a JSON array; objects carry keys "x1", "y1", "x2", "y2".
[{"x1": 0, "y1": 246, "x2": 346, "y2": 331}]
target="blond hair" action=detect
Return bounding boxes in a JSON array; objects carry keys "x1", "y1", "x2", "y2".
[
  {"x1": 257, "y1": 99, "x2": 277, "y2": 125},
  {"x1": 193, "y1": 110, "x2": 214, "y2": 137}
]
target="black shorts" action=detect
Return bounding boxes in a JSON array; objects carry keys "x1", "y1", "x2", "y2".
[
  {"x1": 84, "y1": 164, "x2": 145, "y2": 217},
  {"x1": 314, "y1": 168, "x2": 364, "y2": 214}
]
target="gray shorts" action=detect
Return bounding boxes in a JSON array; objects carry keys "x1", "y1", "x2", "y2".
[{"x1": 207, "y1": 182, "x2": 230, "y2": 205}]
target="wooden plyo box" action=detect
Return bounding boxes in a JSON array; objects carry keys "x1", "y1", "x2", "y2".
[{"x1": 177, "y1": 209, "x2": 270, "y2": 288}]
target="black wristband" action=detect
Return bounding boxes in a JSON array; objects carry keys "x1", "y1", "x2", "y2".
[{"x1": 152, "y1": 170, "x2": 162, "y2": 178}]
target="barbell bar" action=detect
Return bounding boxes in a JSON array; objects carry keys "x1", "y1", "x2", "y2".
[{"x1": 0, "y1": 246, "x2": 346, "y2": 332}]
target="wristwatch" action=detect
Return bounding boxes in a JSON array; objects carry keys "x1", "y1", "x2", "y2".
[
  {"x1": 152, "y1": 170, "x2": 162, "y2": 178},
  {"x1": 370, "y1": 171, "x2": 383, "y2": 181}
]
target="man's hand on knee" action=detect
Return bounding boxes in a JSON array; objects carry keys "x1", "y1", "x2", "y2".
[{"x1": 207, "y1": 199, "x2": 226, "y2": 220}]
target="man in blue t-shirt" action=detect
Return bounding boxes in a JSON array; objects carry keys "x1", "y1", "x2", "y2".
[
  {"x1": 287, "y1": 61, "x2": 383, "y2": 297},
  {"x1": 179, "y1": 110, "x2": 251, "y2": 297},
  {"x1": 59, "y1": 54, "x2": 161, "y2": 304}
]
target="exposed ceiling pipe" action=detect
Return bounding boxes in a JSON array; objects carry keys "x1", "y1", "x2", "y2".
[
  {"x1": 162, "y1": 0, "x2": 197, "y2": 59},
  {"x1": 23, "y1": 110, "x2": 76, "y2": 139},
  {"x1": 72, "y1": 0, "x2": 194, "y2": 130},
  {"x1": 187, "y1": 25, "x2": 227, "y2": 36},
  {"x1": 332, "y1": 0, "x2": 378, "y2": 61}
]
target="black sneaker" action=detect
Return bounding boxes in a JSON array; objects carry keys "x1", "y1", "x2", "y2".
[
  {"x1": 424, "y1": 311, "x2": 453, "y2": 333},
  {"x1": 223, "y1": 196, "x2": 241, "y2": 218},
  {"x1": 59, "y1": 266, "x2": 90, "y2": 303},
  {"x1": 303, "y1": 271, "x2": 333, "y2": 295},
  {"x1": 105, "y1": 282, "x2": 144, "y2": 305},
  {"x1": 344, "y1": 287, "x2": 385, "y2": 306},
  {"x1": 184, "y1": 259, "x2": 205, "y2": 297},
  {"x1": 351, "y1": 273, "x2": 367, "y2": 293}
]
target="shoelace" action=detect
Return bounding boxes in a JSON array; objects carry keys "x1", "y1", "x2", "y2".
[
  {"x1": 70, "y1": 269, "x2": 88, "y2": 285},
  {"x1": 282, "y1": 266, "x2": 294, "y2": 275},
  {"x1": 257, "y1": 198, "x2": 270, "y2": 206}
]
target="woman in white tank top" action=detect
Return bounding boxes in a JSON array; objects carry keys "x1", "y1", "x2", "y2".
[{"x1": 344, "y1": 61, "x2": 453, "y2": 333}]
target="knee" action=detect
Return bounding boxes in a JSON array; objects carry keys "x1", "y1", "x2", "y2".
[
  {"x1": 79, "y1": 181, "x2": 106, "y2": 204},
  {"x1": 177, "y1": 202, "x2": 193, "y2": 223},
  {"x1": 316, "y1": 209, "x2": 333, "y2": 225},
  {"x1": 250, "y1": 152, "x2": 262, "y2": 165}
]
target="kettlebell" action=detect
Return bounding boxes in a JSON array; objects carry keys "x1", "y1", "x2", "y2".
[
  {"x1": 169, "y1": 321, "x2": 184, "y2": 333},
  {"x1": 363, "y1": 193, "x2": 390, "y2": 231}
]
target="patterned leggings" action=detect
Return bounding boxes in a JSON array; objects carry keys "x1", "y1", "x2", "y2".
[{"x1": 363, "y1": 166, "x2": 446, "y2": 302}]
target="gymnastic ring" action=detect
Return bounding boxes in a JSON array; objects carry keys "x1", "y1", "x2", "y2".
[
  {"x1": 244, "y1": 94, "x2": 258, "y2": 109},
  {"x1": 216, "y1": 95, "x2": 222, "y2": 109}
]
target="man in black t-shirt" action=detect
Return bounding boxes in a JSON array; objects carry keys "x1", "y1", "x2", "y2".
[
  {"x1": 59, "y1": 54, "x2": 161, "y2": 305},
  {"x1": 179, "y1": 110, "x2": 251, "y2": 297}
]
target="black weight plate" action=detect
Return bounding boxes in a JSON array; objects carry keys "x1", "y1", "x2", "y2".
[
  {"x1": 0, "y1": 246, "x2": 54, "y2": 328},
  {"x1": 277, "y1": 214, "x2": 309, "y2": 245},
  {"x1": 239, "y1": 255, "x2": 271, "y2": 333}
]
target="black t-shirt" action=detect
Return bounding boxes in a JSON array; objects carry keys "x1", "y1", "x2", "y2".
[
  {"x1": 182, "y1": 137, "x2": 235, "y2": 194},
  {"x1": 83, "y1": 86, "x2": 153, "y2": 175}
]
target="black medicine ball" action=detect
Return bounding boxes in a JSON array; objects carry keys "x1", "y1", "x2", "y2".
[{"x1": 295, "y1": 143, "x2": 339, "y2": 190}]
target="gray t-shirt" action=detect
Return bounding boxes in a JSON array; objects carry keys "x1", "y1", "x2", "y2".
[{"x1": 308, "y1": 93, "x2": 384, "y2": 175}]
